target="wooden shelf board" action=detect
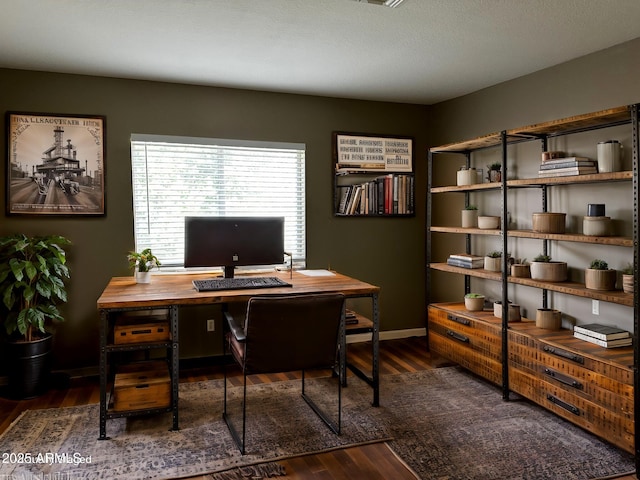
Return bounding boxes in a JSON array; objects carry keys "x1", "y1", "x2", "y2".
[
  {"x1": 430, "y1": 172, "x2": 632, "y2": 193},
  {"x1": 430, "y1": 263, "x2": 633, "y2": 307},
  {"x1": 429, "y1": 105, "x2": 631, "y2": 154},
  {"x1": 431, "y1": 226, "x2": 632, "y2": 247},
  {"x1": 430, "y1": 226, "x2": 502, "y2": 236}
]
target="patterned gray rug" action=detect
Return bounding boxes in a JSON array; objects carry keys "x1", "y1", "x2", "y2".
[{"x1": 0, "y1": 367, "x2": 634, "y2": 479}]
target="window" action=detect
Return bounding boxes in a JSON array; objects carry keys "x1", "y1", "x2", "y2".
[{"x1": 130, "y1": 134, "x2": 306, "y2": 268}]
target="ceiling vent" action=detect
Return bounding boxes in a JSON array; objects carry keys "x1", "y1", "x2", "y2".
[{"x1": 351, "y1": 0, "x2": 407, "y2": 7}]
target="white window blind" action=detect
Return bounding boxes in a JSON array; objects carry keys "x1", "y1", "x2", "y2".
[{"x1": 130, "y1": 134, "x2": 306, "y2": 268}]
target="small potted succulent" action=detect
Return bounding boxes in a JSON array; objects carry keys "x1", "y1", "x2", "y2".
[
  {"x1": 529, "y1": 254, "x2": 568, "y2": 282},
  {"x1": 464, "y1": 293, "x2": 485, "y2": 312},
  {"x1": 484, "y1": 251, "x2": 503, "y2": 272},
  {"x1": 486, "y1": 162, "x2": 502, "y2": 183},
  {"x1": 128, "y1": 248, "x2": 161, "y2": 284},
  {"x1": 622, "y1": 262, "x2": 634, "y2": 294},
  {"x1": 585, "y1": 259, "x2": 616, "y2": 291},
  {"x1": 510, "y1": 258, "x2": 530, "y2": 278},
  {"x1": 461, "y1": 205, "x2": 478, "y2": 228}
]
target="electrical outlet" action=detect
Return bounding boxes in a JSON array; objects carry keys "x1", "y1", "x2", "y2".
[
  {"x1": 592, "y1": 300, "x2": 599, "y2": 315},
  {"x1": 206, "y1": 319, "x2": 215, "y2": 332}
]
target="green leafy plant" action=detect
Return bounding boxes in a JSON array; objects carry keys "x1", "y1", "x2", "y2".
[
  {"x1": 589, "y1": 259, "x2": 609, "y2": 270},
  {"x1": 622, "y1": 262, "x2": 634, "y2": 275},
  {"x1": 464, "y1": 293, "x2": 484, "y2": 298},
  {"x1": 533, "y1": 254, "x2": 552, "y2": 263},
  {"x1": 0, "y1": 234, "x2": 71, "y2": 342},
  {"x1": 486, "y1": 251, "x2": 502, "y2": 258},
  {"x1": 127, "y1": 248, "x2": 161, "y2": 273},
  {"x1": 463, "y1": 205, "x2": 478, "y2": 210},
  {"x1": 487, "y1": 162, "x2": 501, "y2": 171}
]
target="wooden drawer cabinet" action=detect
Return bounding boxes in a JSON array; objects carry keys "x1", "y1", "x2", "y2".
[
  {"x1": 428, "y1": 304, "x2": 502, "y2": 385},
  {"x1": 431, "y1": 303, "x2": 634, "y2": 453}
]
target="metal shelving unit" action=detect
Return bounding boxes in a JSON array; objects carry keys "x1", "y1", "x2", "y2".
[{"x1": 426, "y1": 104, "x2": 639, "y2": 464}]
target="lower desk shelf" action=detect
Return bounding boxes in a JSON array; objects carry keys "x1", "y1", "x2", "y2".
[{"x1": 428, "y1": 302, "x2": 634, "y2": 453}]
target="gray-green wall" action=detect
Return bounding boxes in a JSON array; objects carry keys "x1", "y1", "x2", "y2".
[{"x1": 0, "y1": 69, "x2": 429, "y2": 370}]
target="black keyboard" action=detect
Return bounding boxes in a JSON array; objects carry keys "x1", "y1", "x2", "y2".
[{"x1": 192, "y1": 276, "x2": 292, "y2": 292}]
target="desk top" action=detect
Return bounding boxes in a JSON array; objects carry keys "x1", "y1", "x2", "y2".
[{"x1": 97, "y1": 270, "x2": 379, "y2": 310}]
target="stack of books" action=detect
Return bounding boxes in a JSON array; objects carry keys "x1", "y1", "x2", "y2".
[
  {"x1": 446, "y1": 253, "x2": 484, "y2": 269},
  {"x1": 573, "y1": 323, "x2": 632, "y2": 348},
  {"x1": 538, "y1": 156, "x2": 598, "y2": 178}
]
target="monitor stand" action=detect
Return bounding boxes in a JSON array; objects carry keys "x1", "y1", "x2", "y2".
[{"x1": 223, "y1": 266, "x2": 235, "y2": 278}]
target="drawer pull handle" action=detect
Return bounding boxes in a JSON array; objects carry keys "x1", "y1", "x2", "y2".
[
  {"x1": 543, "y1": 345, "x2": 584, "y2": 364},
  {"x1": 544, "y1": 368, "x2": 583, "y2": 390},
  {"x1": 446, "y1": 330, "x2": 469, "y2": 343},
  {"x1": 547, "y1": 394, "x2": 580, "y2": 416},
  {"x1": 447, "y1": 314, "x2": 470, "y2": 326},
  {"x1": 131, "y1": 329, "x2": 153, "y2": 335}
]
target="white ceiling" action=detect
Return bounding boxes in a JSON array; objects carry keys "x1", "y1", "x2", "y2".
[{"x1": 2, "y1": 0, "x2": 640, "y2": 105}]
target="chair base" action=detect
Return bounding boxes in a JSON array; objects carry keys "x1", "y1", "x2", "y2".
[{"x1": 223, "y1": 371, "x2": 341, "y2": 455}]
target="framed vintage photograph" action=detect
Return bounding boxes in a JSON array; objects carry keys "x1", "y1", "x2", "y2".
[{"x1": 6, "y1": 112, "x2": 106, "y2": 215}]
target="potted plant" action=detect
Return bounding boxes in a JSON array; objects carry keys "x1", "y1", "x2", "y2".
[
  {"x1": 585, "y1": 259, "x2": 616, "y2": 291},
  {"x1": 464, "y1": 293, "x2": 485, "y2": 311},
  {"x1": 127, "y1": 248, "x2": 161, "y2": 284},
  {"x1": 461, "y1": 205, "x2": 478, "y2": 228},
  {"x1": 484, "y1": 251, "x2": 503, "y2": 272},
  {"x1": 486, "y1": 162, "x2": 502, "y2": 182},
  {"x1": 510, "y1": 258, "x2": 530, "y2": 278},
  {"x1": 0, "y1": 234, "x2": 71, "y2": 399},
  {"x1": 622, "y1": 262, "x2": 634, "y2": 294},
  {"x1": 529, "y1": 254, "x2": 567, "y2": 282}
]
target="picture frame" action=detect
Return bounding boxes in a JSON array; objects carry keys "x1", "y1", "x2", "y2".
[
  {"x1": 333, "y1": 132, "x2": 413, "y2": 173},
  {"x1": 6, "y1": 112, "x2": 106, "y2": 216}
]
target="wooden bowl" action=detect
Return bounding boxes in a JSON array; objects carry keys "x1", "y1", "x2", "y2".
[{"x1": 532, "y1": 212, "x2": 566, "y2": 234}]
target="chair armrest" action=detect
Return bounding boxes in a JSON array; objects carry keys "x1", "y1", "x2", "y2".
[{"x1": 224, "y1": 311, "x2": 246, "y2": 342}]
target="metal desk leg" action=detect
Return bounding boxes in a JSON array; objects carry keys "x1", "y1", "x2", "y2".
[
  {"x1": 372, "y1": 293, "x2": 380, "y2": 407},
  {"x1": 170, "y1": 305, "x2": 179, "y2": 431}
]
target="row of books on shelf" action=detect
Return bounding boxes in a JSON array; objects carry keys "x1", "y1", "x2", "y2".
[
  {"x1": 538, "y1": 156, "x2": 598, "y2": 178},
  {"x1": 573, "y1": 323, "x2": 632, "y2": 348},
  {"x1": 446, "y1": 253, "x2": 484, "y2": 269},
  {"x1": 337, "y1": 174, "x2": 414, "y2": 215}
]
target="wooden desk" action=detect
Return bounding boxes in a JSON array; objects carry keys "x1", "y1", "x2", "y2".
[{"x1": 97, "y1": 270, "x2": 380, "y2": 439}]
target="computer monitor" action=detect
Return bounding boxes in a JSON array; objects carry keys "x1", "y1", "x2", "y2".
[{"x1": 184, "y1": 216, "x2": 285, "y2": 278}]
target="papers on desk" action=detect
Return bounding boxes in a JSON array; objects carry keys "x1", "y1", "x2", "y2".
[{"x1": 297, "y1": 269, "x2": 336, "y2": 277}]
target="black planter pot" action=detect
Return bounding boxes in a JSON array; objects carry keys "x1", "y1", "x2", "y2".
[{"x1": 5, "y1": 333, "x2": 53, "y2": 399}]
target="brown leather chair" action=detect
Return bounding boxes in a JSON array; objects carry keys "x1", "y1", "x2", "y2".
[{"x1": 223, "y1": 293, "x2": 346, "y2": 454}]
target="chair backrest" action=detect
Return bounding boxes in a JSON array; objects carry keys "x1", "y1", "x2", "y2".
[{"x1": 242, "y1": 293, "x2": 345, "y2": 375}]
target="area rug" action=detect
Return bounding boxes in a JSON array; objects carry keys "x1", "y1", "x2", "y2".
[{"x1": 0, "y1": 367, "x2": 634, "y2": 480}]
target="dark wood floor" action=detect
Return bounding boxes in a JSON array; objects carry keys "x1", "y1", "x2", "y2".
[{"x1": 0, "y1": 336, "x2": 636, "y2": 480}]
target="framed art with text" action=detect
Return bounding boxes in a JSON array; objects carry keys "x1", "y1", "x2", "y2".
[{"x1": 6, "y1": 112, "x2": 106, "y2": 216}]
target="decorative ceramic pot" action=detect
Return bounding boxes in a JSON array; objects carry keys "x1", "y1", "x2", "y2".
[
  {"x1": 484, "y1": 256, "x2": 502, "y2": 272},
  {"x1": 493, "y1": 301, "x2": 521, "y2": 322},
  {"x1": 477, "y1": 216, "x2": 500, "y2": 229},
  {"x1": 510, "y1": 264, "x2": 531, "y2": 278},
  {"x1": 622, "y1": 273, "x2": 634, "y2": 294},
  {"x1": 529, "y1": 261, "x2": 568, "y2": 282},
  {"x1": 464, "y1": 295, "x2": 485, "y2": 312},
  {"x1": 135, "y1": 270, "x2": 152, "y2": 284},
  {"x1": 532, "y1": 212, "x2": 566, "y2": 234},
  {"x1": 583, "y1": 216, "x2": 612, "y2": 236},
  {"x1": 456, "y1": 168, "x2": 477, "y2": 186},
  {"x1": 461, "y1": 209, "x2": 478, "y2": 228},
  {"x1": 584, "y1": 268, "x2": 616, "y2": 291},
  {"x1": 536, "y1": 308, "x2": 561, "y2": 330}
]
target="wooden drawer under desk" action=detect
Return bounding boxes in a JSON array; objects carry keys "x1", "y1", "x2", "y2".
[{"x1": 112, "y1": 361, "x2": 171, "y2": 412}]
